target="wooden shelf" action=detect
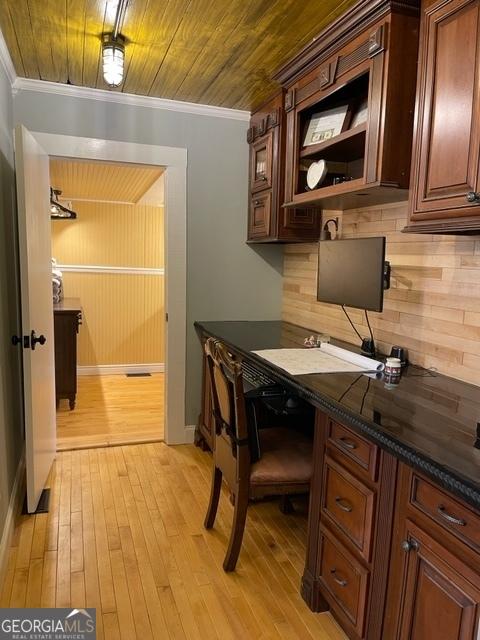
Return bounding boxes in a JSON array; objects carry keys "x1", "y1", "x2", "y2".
[
  {"x1": 299, "y1": 123, "x2": 367, "y2": 160},
  {"x1": 283, "y1": 180, "x2": 408, "y2": 210}
]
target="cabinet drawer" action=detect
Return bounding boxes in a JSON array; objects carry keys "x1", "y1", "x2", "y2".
[
  {"x1": 322, "y1": 456, "x2": 375, "y2": 561},
  {"x1": 328, "y1": 420, "x2": 378, "y2": 480},
  {"x1": 318, "y1": 525, "x2": 369, "y2": 636},
  {"x1": 410, "y1": 474, "x2": 480, "y2": 554}
]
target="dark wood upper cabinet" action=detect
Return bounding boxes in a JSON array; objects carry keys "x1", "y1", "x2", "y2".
[
  {"x1": 406, "y1": 0, "x2": 480, "y2": 233},
  {"x1": 247, "y1": 92, "x2": 321, "y2": 243},
  {"x1": 273, "y1": 0, "x2": 420, "y2": 211}
]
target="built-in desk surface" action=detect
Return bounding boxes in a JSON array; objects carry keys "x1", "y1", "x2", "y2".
[{"x1": 195, "y1": 320, "x2": 480, "y2": 509}]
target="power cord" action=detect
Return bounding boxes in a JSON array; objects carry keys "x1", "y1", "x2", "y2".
[
  {"x1": 341, "y1": 305, "x2": 363, "y2": 343},
  {"x1": 364, "y1": 310, "x2": 375, "y2": 348},
  {"x1": 341, "y1": 305, "x2": 376, "y2": 355}
]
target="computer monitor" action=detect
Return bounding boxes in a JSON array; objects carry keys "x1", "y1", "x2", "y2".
[{"x1": 317, "y1": 237, "x2": 386, "y2": 312}]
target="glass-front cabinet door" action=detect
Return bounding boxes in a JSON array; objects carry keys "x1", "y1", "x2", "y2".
[{"x1": 250, "y1": 131, "x2": 273, "y2": 192}]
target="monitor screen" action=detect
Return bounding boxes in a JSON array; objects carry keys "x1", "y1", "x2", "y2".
[{"x1": 317, "y1": 237, "x2": 386, "y2": 312}]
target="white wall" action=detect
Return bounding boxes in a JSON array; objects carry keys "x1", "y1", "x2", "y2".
[{"x1": 13, "y1": 88, "x2": 284, "y2": 424}]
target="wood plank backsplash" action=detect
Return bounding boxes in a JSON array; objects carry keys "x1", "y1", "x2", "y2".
[{"x1": 282, "y1": 202, "x2": 480, "y2": 386}]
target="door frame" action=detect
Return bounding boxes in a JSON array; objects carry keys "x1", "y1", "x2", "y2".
[{"x1": 32, "y1": 131, "x2": 187, "y2": 444}]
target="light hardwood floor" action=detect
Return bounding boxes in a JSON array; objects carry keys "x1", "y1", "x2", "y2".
[
  {"x1": 0, "y1": 442, "x2": 346, "y2": 640},
  {"x1": 56, "y1": 374, "x2": 164, "y2": 450}
]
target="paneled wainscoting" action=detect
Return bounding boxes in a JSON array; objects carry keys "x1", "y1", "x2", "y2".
[
  {"x1": 283, "y1": 202, "x2": 480, "y2": 385},
  {"x1": 0, "y1": 443, "x2": 345, "y2": 640}
]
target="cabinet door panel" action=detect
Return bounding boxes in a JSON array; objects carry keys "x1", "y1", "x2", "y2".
[
  {"x1": 282, "y1": 209, "x2": 318, "y2": 231},
  {"x1": 248, "y1": 192, "x2": 272, "y2": 240},
  {"x1": 411, "y1": 0, "x2": 480, "y2": 219},
  {"x1": 399, "y1": 520, "x2": 480, "y2": 640},
  {"x1": 250, "y1": 132, "x2": 273, "y2": 192}
]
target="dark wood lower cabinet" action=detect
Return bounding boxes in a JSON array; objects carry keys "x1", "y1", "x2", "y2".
[
  {"x1": 384, "y1": 464, "x2": 480, "y2": 640},
  {"x1": 302, "y1": 410, "x2": 397, "y2": 640},
  {"x1": 396, "y1": 520, "x2": 480, "y2": 640},
  {"x1": 53, "y1": 298, "x2": 81, "y2": 410}
]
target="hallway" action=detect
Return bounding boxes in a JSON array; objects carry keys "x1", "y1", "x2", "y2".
[{"x1": 56, "y1": 374, "x2": 164, "y2": 450}]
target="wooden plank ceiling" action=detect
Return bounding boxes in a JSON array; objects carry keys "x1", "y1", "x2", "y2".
[
  {"x1": 0, "y1": 0, "x2": 357, "y2": 110},
  {"x1": 50, "y1": 159, "x2": 164, "y2": 203}
]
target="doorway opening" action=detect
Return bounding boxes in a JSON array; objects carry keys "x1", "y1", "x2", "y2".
[{"x1": 50, "y1": 157, "x2": 166, "y2": 450}]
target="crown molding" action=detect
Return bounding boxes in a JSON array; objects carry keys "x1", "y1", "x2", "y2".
[
  {"x1": 12, "y1": 77, "x2": 251, "y2": 121},
  {"x1": 0, "y1": 27, "x2": 17, "y2": 85}
]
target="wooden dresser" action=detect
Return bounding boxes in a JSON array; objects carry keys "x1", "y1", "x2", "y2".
[{"x1": 53, "y1": 298, "x2": 82, "y2": 410}]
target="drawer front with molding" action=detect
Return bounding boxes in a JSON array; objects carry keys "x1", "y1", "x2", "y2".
[
  {"x1": 322, "y1": 456, "x2": 376, "y2": 561},
  {"x1": 410, "y1": 474, "x2": 480, "y2": 553},
  {"x1": 328, "y1": 420, "x2": 378, "y2": 480},
  {"x1": 318, "y1": 525, "x2": 369, "y2": 636}
]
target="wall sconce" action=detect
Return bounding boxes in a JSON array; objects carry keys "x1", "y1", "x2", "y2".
[{"x1": 102, "y1": 34, "x2": 126, "y2": 87}]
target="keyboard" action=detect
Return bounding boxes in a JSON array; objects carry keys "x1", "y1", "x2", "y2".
[{"x1": 241, "y1": 359, "x2": 277, "y2": 389}]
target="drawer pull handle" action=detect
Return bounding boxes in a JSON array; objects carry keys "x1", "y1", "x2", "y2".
[
  {"x1": 254, "y1": 200, "x2": 261, "y2": 206},
  {"x1": 335, "y1": 497, "x2": 353, "y2": 513},
  {"x1": 338, "y1": 437, "x2": 357, "y2": 450},
  {"x1": 330, "y1": 568, "x2": 348, "y2": 587},
  {"x1": 437, "y1": 505, "x2": 466, "y2": 527}
]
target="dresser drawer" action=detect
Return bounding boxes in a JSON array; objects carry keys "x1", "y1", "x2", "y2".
[
  {"x1": 410, "y1": 474, "x2": 480, "y2": 554},
  {"x1": 318, "y1": 525, "x2": 369, "y2": 637},
  {"x1": 328, "y1": 420, "x2": 378, "y2": 480},
  {"x1": 322, "y1": 456, "x2": 376, "y2": 561}
]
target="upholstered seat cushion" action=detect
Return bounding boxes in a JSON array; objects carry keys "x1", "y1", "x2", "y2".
[{"x1": 249, "y1": 427, "x2": 312, "y2": 485}]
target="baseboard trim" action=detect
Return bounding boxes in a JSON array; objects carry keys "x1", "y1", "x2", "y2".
[
  {"x1": 0, "y1": 450, "x2": 26, "y2": 589},
  {"x1": 184, "y1": 425, "x2": 196, "y2": 444},
  {"x1": 77, "y1": 363, "x2": 165, "y2": 376}
]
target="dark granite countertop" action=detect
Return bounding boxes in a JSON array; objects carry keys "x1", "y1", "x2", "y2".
[{"x1": 195, "y1": 320, "x2": 480, "y2": 510}]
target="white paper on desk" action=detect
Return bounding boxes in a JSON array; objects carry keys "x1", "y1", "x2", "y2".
[{"x1": 252, "y1": 343, "x2": 384, "y2": 376}]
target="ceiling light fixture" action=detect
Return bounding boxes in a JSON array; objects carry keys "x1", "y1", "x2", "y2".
[
  {"x1": 102, "y1": 0, "x2": 129, "y2": 88},
  {"x1": 50, "y1": 188, "x2": 77, "y2": 220}
]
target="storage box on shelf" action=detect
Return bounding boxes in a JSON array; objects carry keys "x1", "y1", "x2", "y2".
[
  {"x1": 273, "y1": 0, "x2": 420, "y2": 210},
  {"x1": 247, "y1": 92, "x2": 321, "y2": 243}
]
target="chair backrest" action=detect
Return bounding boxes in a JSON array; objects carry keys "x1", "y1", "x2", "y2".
[{"x1": 204, "y1": 338, "x2": 250, "y2": 481}]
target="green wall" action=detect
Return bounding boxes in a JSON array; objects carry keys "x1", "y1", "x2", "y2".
[{"x1": 13, "y1": 89, "x2": 284, "y2": 426}]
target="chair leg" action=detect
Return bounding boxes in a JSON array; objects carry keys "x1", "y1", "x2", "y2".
[
  {"x1": 223, "y1": 489, "x2": 248, "y2": 572},
  {"x1": 279, "y1": 495, "x2": 294, "y2": 515},
  {"x1": 204, "y1": 465, "x2": 222, "y2": 529}
]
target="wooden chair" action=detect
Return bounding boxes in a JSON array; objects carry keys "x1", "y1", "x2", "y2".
[{"x1": 204, "y1": 337, "x2": 313, "y2": 572}]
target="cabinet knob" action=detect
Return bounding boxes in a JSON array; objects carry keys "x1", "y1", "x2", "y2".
[
  {"x1": 401, "y1": 539, "x2": 418, "y2": 553},
  {"x1": 466, "y1": 191, "x2": 480, "y2": 203}
]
